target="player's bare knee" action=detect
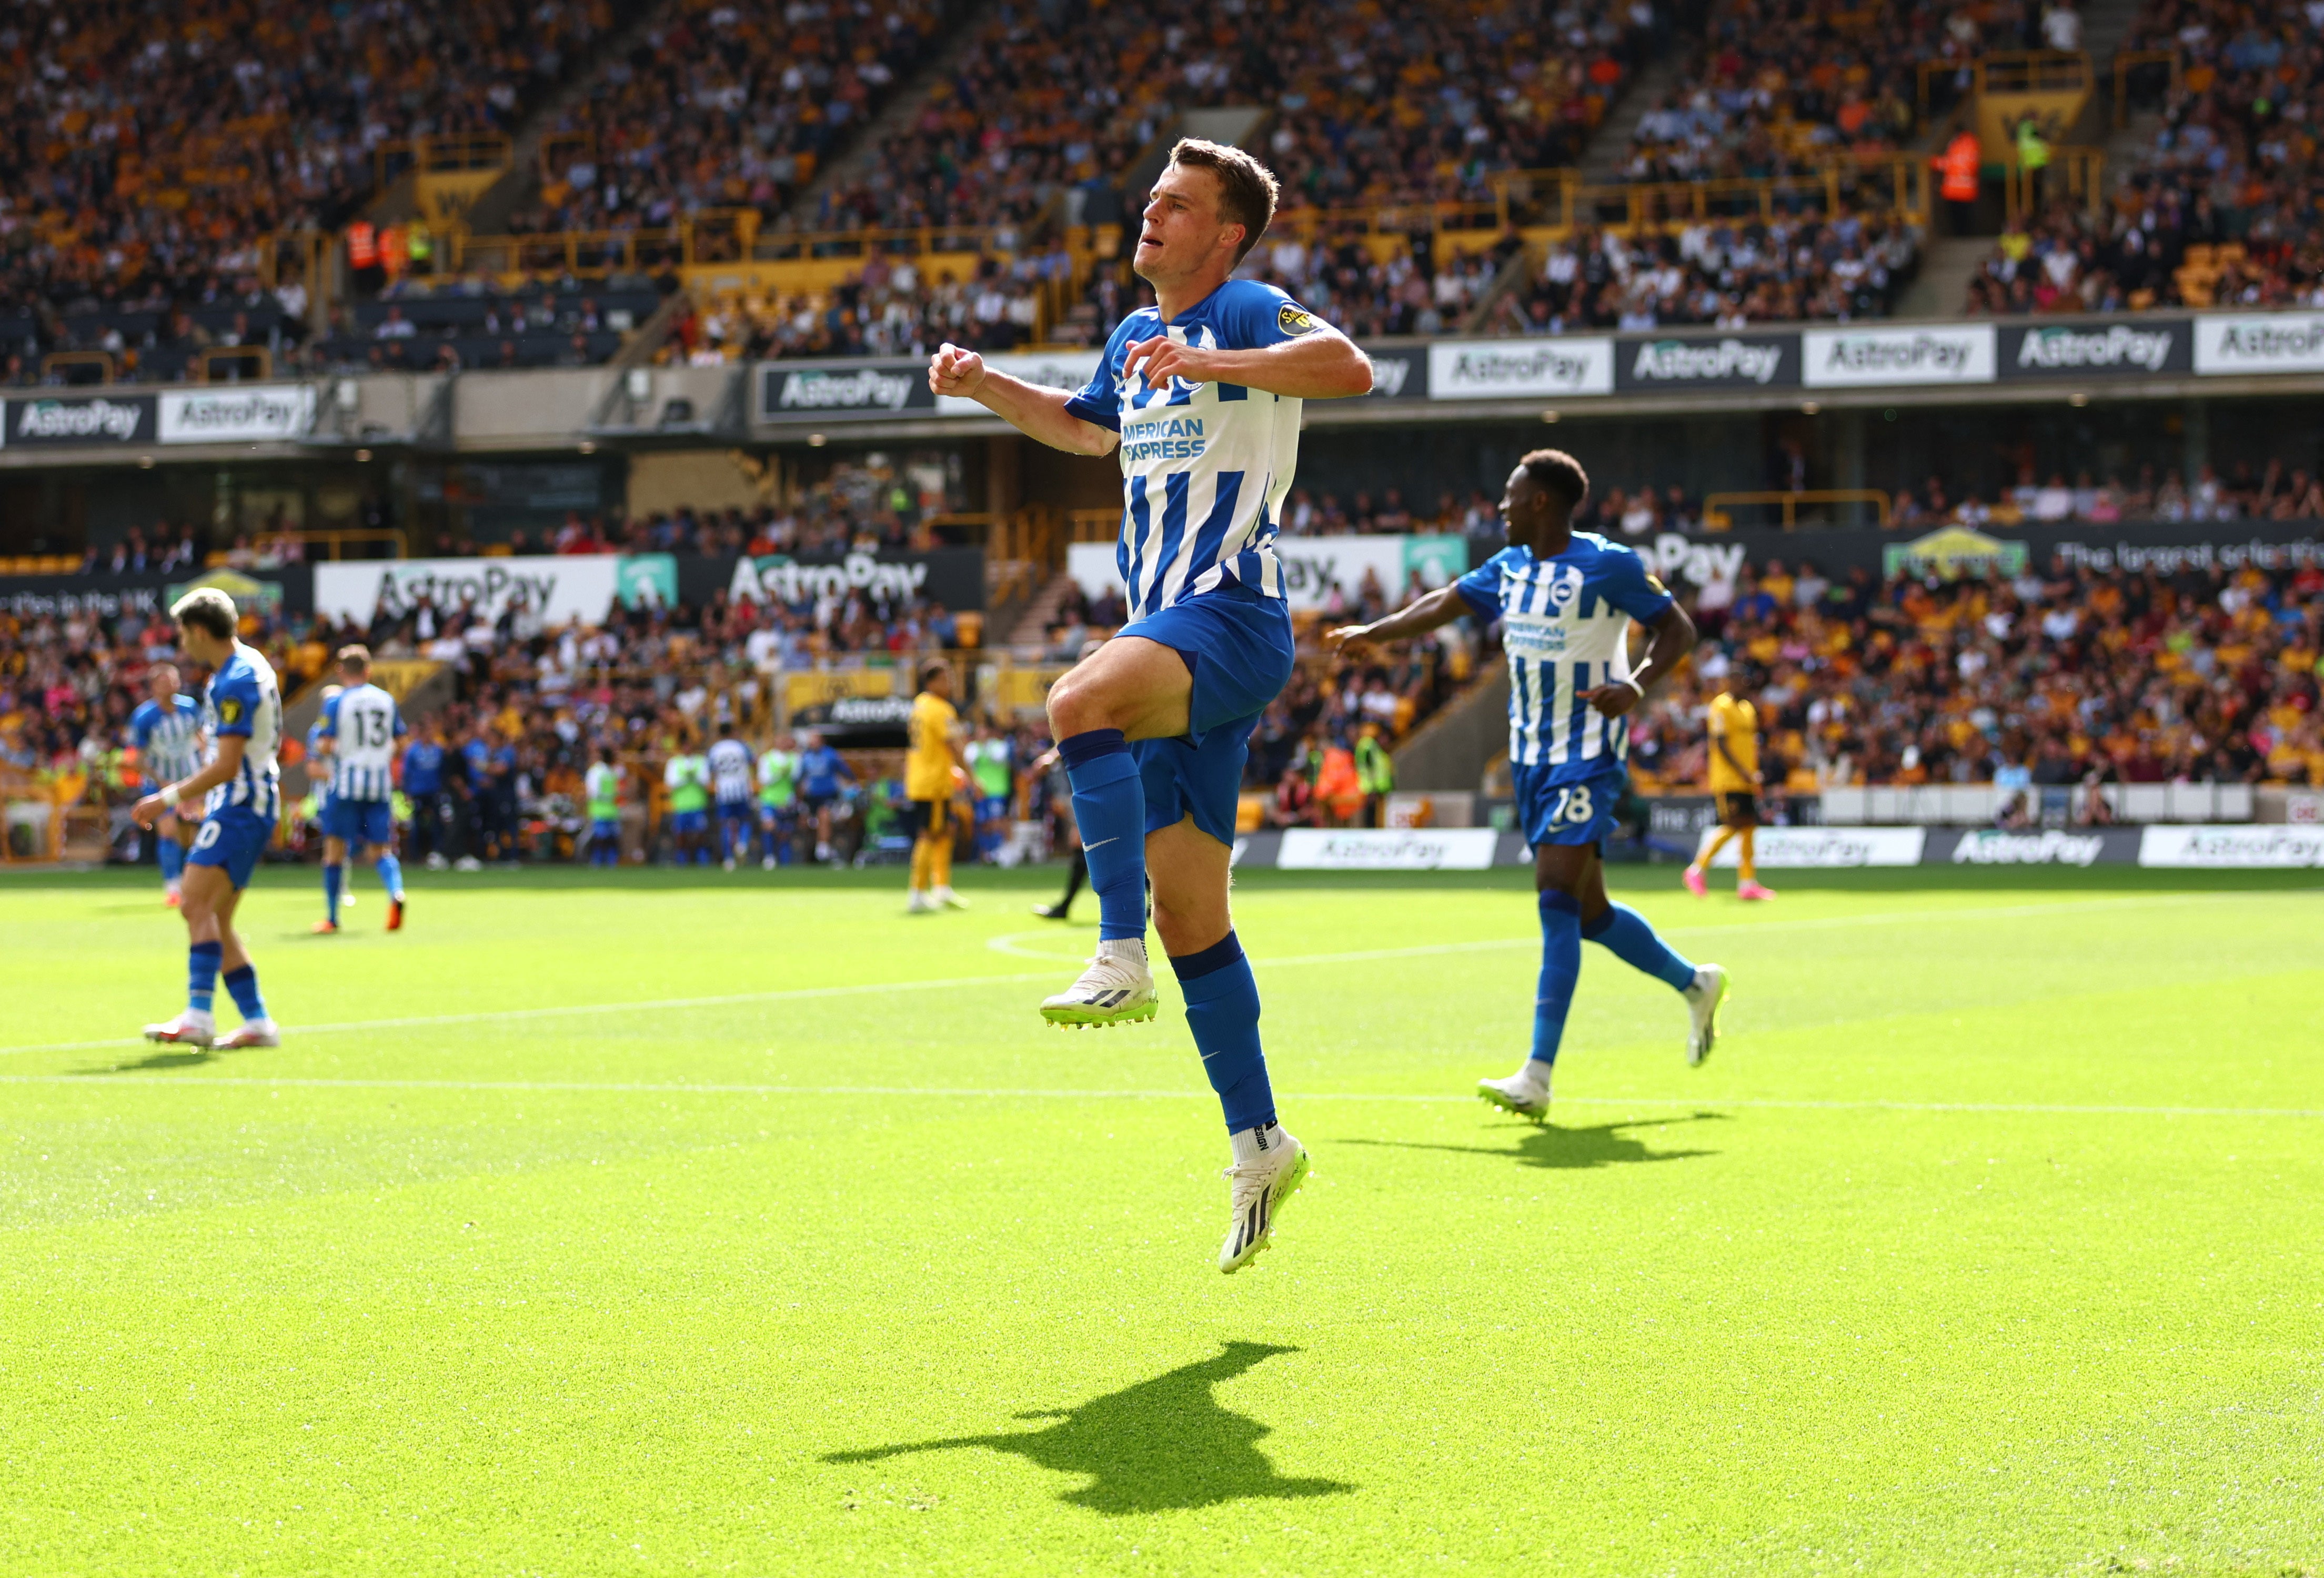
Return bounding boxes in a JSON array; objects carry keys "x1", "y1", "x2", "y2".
[
  {"x1": 1153, "y1": 896, "x2": 1229, "y2": 957},
  {"x1": 1045, "y1": 670, "x2": 1117, "y2": 739}
]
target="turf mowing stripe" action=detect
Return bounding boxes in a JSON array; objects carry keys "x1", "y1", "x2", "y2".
[
  {"x1": 5, "y1": 889, "x2": 2304, "y2": 1060},
  {"x1": 4, "y1": 1073, "x2": 2319, "y2": 1120}
]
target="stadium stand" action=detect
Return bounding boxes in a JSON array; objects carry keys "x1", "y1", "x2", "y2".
[
  {"x1": 508, "y1": 0, "x2": 952, "y2": 238},
  {"x1": 1476, "y1": 210, "x2": 1921, "y2": 329},
  {"x1": 1617, "y1": 0, "x2": 2034, "y2": 186},
  {"x1": 807, "y1": 0, "x2": 1662, "y2": 236},
  {"x1": 1627, "y1": 547, "x2": 2324, "y2": 796},
  {"x1": 0, "y1": 0, "x2": 628, "y2": 382},
  {"x1": 1966, "y1": 0, "x2": 2324, "y2": 313},
  {"x1": 676, "y1": 249, "x2": 1068, "y2": 362},
  {"x1": 308, "y1": 275, "x2": 663, "y2": 373}
]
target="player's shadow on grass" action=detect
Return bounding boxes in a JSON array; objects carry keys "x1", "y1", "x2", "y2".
[
  {"x1": 81, "y1": 1045, "x2": 219, "y2": 1073},
  {"x1": 1347, "y1": 1112, "x2": 1726, "y2": 1170},
  {"x1": 822, "y1": 1340, "x2": 1350, "y2": 1514}
]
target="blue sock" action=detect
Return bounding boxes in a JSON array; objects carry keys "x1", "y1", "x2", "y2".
[
  {"x1": 1582, "y1": 902, "x2": 1698, "y2": 991},
  {"x1": 156, "y1": 834, "x2": 184, "y2": 882},
  {"x1": 1533, "y1": 890, "x2": 1582, "y2": 1068},
  {"x1": 376, "y1": 854, "x2": 404, "y2": 902},
  {"x1": 323, "y1": 862, "x2": 343, "y2": 924},
  {"x1": 1059, "y1": 729, "x2": 1146, "y2": 943},
  {"x1": 1172, "y1": 932, "x2": 1275, "y2": 1133},
  {"x1": 223, "y1": 964, "x2": 266, "y2": 1022},
  {"x1": 188, "y1": 940, "x2": 222, "y2": 1016}
]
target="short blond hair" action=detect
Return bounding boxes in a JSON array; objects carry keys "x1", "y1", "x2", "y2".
[
  {"x1": 171, "y1": 587, "x2": 238, "y2": 640},
  {"x1": 336, "y1": 643, "x2": 373, "y2": 676}
]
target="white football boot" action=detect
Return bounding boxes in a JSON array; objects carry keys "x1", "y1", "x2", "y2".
[
  {"x1": 1685, "y1": 964, "x2": 1728, "y2": 1067},
  {"x1": 143, "y1": 1011, "x2": 215, "y2": 1049},
  {"x1": 215, "y1": 1018, "x2": 281, "y2": 1050},
  {"x1": 1219, "y1": 1128, "x2": 1310, "y2": 1274},
  {"x1": 1477, "y1": 1059, "x2": 1553, "y2": 1121},
  {"x1": 933, "y1": 885, "x2": 970, "y2": 910},
  {"x1": 906, "y1": 890, "x2": 934, "y2": 913},
  {"x1": 1039, "y1": 943, "x2": 1158, "y2": 1028}
]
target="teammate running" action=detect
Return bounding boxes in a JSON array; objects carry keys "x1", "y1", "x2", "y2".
[
  {"x1": 128, "y1": 662, "x2": 205, "y2": 907},
  {"x1": 1684, "y1": 665, "x2": 1777, "y2": 901},
  {"x1": 756, "y1": 732, "x2": 799, "y2": 868},
  {"x1": 1326, "y1": 450, "x2": 1729, "y2": 1121},
  {"x1": 132, "y1": 588, "x2": 283, "y2": 1050},
  {"x1": 314, "y1": 646, "x2": 407, "y2": 933},
  {"x1": 707, "y1": 721, "x2": 757, "y2": 871},
  {"x1": 904, "y1": 658, "x2": 969, "y2": 913},
  {"x1": 796, "y1": 731, "x2": 855, "y2": 863},
  {"x1": 930, "y1": 137, "x2": 1373, "y2": 1272}
]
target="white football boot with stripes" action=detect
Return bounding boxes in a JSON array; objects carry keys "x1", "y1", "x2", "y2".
[
  {"x1": 1039, "y1": 944, "x2": 1158, "y2": 1028},
  {"x1": 1684, "y1": 964, "x2": 1728, "y2": 1067},
  {"x1": 1218, "y1": 1128, "x2": 1310, "y2": 1274},
  {"x1": 1477, "y1": 1060, "x2": 1552, "y2": 1121}
]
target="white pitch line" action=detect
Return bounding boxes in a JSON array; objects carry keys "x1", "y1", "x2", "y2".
[
  {"x1": 2, "y1": 1073, "x2": 2319, "y2": 1121},
  {"x1": 3, "y1": 888, "x2": 2302, "y2": 1060}
]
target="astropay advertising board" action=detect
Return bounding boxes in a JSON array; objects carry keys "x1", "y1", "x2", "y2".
[
  {"x1": 315, "y1": 555, "x2": 626, "y2": 625},
  {"x1": 1066, "y1": 534, "x2": 1467, "y2": 611}
]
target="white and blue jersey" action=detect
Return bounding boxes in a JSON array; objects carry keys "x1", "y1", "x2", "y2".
[
  {"x1": 202, "y1": 642, "x2": 283, "y2": 821},
  {"x1": 1065, "y1": 279, "x2": 1327, "y2": 619},
  {"x1": 707, "y1": 737, "x2": 755, "y2": 809},
  {"x1": 321, "y1": 682, "x2": 404, "y2": 802},
  {"x1": 129, "y1": 693, "x2": 204, "y2": 785},
  {"x1": 1457, "y1": 534, "x2": 1673, "y2": 846}
]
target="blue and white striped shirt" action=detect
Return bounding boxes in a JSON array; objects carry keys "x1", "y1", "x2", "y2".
[
  {"x1": 1065, "y1": 280, "x2": 1329, "y2": 619},
  {"x1": 321, "y1": 682, "x2": 404, "y2": 802},
  {"x1": 1456, "y1": 534, "x2": 1675, "y2": 783},
  {"x1": 204, "y1": 642, "x2": 283, "y2": 820},
  {"x1": 129, "y1": 693, "x2": 204, "y2": 783}
]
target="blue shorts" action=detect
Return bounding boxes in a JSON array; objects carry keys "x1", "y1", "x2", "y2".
[
  {"x1": 758, "y1": 801, "x2": 793, "y2": 826},
  {"x1": 670, "y1": 809, "x2": 708, "y2": 833},
  {"x1": 717, "y1": 799, "x2": 754, "y2": 821},
  {"x1": 976, "y1": 794, "x2": 1010, "y2": 823},
  {"x1": 322, "y1": 796, "x2": 394, "y2": 848},
  {"x1": 590, "y1": 818, "x2": 619, "y2": 840},
  {"x1": 1116, "y1": 585, "x2": 1296, "y2": 848},
  {"x1": 1514, "y1": 763, "x2": 1627, "y2": 849},
  {"x1": 187, "y1": 806, "x2": 275, "y2": 889}
]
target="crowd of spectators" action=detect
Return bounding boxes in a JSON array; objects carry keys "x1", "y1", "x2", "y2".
[
  {"x1": 1617, "y1": 0, "x2": 2055, "y2": 187},
  {"x1": 807, "y1": 0, "x2": 1661, "y2": 239},
  {"x1": 509, "y1": 0, "x2": 949, "y2": 238},
  {"x1": 1968, "y1": 0, "x2": 2324, "y2": 314},
  {"x1": 1479, "y1": 212, "x2": 1920, "y2": 331},
  {"x1": 8, "y1": 540, "x2": 2319, "y2": 867},
  {"x1": 1628, "y1": 550, "x2": 2324, "y2": 796},
  {"x1": 675, "y1": 248, "x2": 1069, "y2": 361},
  {"x1": 0, "y1": 0, "x2": 625, "y2": 339}
]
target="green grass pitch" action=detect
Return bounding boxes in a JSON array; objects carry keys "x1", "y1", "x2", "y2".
[{"x1": 4, "y1": 862, "x2": 2321, "y2": 1576}]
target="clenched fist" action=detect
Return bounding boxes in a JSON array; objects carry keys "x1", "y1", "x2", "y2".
[{"x1": 929, "y1": 341, "x2": 987, "y2": 399}]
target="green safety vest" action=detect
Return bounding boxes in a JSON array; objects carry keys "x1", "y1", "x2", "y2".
[
  {"x1": 968, "y1": 739, "x2": 1012, "y2": 799},
  {"x1": 1355, "y1": 735, "x2": 1395, "y2": 795},
  {"x1": 667, "y1": 756, "x2": 710, "y2": 813},
  {"x1": 757, "y1": 749, "x2": 798, "y2": 807},
  {"x1": 586, "y1": 764, "x2": 621, "y2": 820},
  {"x1": 2015, "y1": 120, "x2": 2049, "y2": 172}
]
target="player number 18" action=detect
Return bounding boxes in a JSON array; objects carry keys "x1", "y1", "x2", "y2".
[{"x1": 1554, "y1": 785, "x2": 1594, "y2": 825}]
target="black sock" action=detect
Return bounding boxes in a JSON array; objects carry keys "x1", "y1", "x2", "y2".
[{"x1": 1061, "y1": 848, "x2": 1087, "y2": 906}]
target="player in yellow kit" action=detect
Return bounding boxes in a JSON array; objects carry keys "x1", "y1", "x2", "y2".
[
  {"x1": 905, "y1": 657, "x2": 970, "y2": 913},
  {"x1": 1684, "y1": 666, "x2": 1776, "y2": 901}
]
